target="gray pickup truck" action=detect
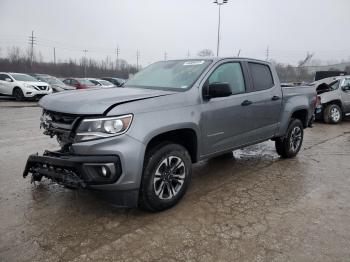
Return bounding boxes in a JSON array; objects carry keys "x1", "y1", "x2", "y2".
[{"x1": 23, "y1": 58, "x2": 316, "y2": 211}]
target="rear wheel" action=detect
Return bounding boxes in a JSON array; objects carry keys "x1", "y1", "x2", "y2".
[
  {"x1": 324, "y1": 104, "x2": 342, "y2": 124},
  {"x1": 13, "y1": 87, "x2": 24, "y2": 101},
  {"x1": 275, "y1": 118, "x2": 304, "y2": 158},
  {"x1": 139, "y1": 143, "x2": 192, "y2": 212}
]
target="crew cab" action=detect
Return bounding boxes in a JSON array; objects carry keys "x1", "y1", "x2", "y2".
[
  {"x1": 0, "y1": 72, "x2": 52, "y2": 100},
  {"x1": 23, "y1": 58, "x2": 317, "y2": 211},
  {"x1": 313, "y1": 76, "x2": 350, "y2": 124}
]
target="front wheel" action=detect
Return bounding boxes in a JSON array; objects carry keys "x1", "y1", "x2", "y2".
[
  {"x1": 139, "y1": 143, "x2": 192, "y2": 212},
  {"x1": 324, "y1": 104, "x2": 342, "y2": 124},
  {"x1": 275, "y1": 118, "x2": 304, "y2": 158},
  {"x1": 13, "y1": 88, "x2": 24, "y2": 101}
]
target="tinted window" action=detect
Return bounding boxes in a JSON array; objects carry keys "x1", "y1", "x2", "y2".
[
  {"x1": 248, "y1": 63, "x2": 274, "y2": 91},
  {"x1": 208, "y1": 62, "x2": 245, "y2": 95},
  {"x1": 0, "y1": 74, "x2": 9, "y2": 81}
]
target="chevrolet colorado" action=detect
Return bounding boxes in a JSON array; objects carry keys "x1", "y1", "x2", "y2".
[{"x1": 23, "y1": 58, "x2": 317, "y2": 211}]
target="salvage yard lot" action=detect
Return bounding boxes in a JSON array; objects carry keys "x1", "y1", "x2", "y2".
[{"x1": 0, "y1": 101, "x2": 350, "y2": 261}]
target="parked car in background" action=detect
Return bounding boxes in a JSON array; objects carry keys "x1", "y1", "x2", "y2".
[
  {"x1": 24, "y1": 58, "x2": 317, "y2": 211},
  {"x1": 0, "y1": 72, "x2": 52, "y2": 100},
  {"x1": 100, "y1": 77, "x2": 125, "y2": 87},
  {"x1": 86, "y1": 78, "x2": 115, "y2": 88},
  {"x1": 31, "y1": 74, "x2": 76, "y2": 92},
  {"x1": 313, "y1": 75, "x2": 350, "y2": 124},
  {"x1": 63, "y1": 78, "x2": 96, "y2": 89}
]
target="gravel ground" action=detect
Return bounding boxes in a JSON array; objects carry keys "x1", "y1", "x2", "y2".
[{"x1": 0, "y1": 100, "x2": 350, "y2": 262}]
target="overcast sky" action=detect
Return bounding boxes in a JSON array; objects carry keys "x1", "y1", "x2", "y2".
[{"x1": 0, "y1": 0, "x2": 349, "y2": 66}]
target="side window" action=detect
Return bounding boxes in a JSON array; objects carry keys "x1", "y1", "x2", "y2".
[
  {"x1": 329, "y1": 80, "x2": 339, "y2": 90},
  {"x1": 0, "y1": 74, "x2": 8, "y2": 81},
  {"x1": 342, "y1": 79, "x2": 350, "y2": 88},
  {"x1": 248, "y1": 62, "x2": 274, "y2": 91},
  {"x1": 63, "y1": 79, "x2": 70, "y2": 85},
  {"x1": 71, "y1": 79, "x2": 78, "y2": 85},
  {"x1": 208, "y1": 62, "x2": 245, "y2": 95}
]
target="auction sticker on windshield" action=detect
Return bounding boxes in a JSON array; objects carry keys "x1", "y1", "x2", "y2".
[{"x1": 183, "y1": 61, "x2": 205, "y2": 66}]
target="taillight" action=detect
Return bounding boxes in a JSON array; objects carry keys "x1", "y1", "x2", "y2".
[{"x1": 316, "y1": 95, "x2": 321, "y2": 107}]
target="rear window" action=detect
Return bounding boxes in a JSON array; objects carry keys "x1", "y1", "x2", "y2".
[{"x1": 248, "y1": 63, "x2": 274, "y2": 91}]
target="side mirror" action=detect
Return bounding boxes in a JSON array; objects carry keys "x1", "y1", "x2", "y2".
[
  {"x1": 204, "y1": 82, "x2": 232, "y2": 99},
  {"x1": 5, "y1": 78, "x2": 12, "y2": 82}
]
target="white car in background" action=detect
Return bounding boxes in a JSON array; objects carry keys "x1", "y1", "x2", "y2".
[
  {"x1": 0, "y1": 72, "x2": 52, "y2": 101},
  {"x1": 86, "y1": 78, "x2": 115, "y2": 88}
]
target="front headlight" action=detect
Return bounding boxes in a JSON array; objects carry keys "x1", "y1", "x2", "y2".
[
  {"x1": 75, "y1": 114, "x2": 133, "y2": 142},
  {"x1": 23, "y1": 83, "x2": 36, "y2": 89}
]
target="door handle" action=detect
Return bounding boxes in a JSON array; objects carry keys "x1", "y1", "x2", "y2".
[
  {"x1": 241, "y1": 100, "x2": 252, "y2": 106},
  {"x1": 271, "y1": 96, "x2": 280, "y2": 101}
]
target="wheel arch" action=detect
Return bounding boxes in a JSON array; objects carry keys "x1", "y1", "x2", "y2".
[
  {"x1": 290, "y1": 108, "x2": 309, "y2": 128},
  {"x1": 145, "y1": 128, "x2": 198, "y2": 163},
  {"x1": 12, "y1": 86, "x2": 22, "y2": 95}
]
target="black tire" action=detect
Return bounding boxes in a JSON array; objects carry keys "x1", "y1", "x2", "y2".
[
  {"x1": 139, "y1": 143, "x2": 192, "y2": 212},
  {"x1": 13, "y1": 87, "x2": 24, "y2": 101},
  {"x1": 275, "y1": 118, "x2": 304, "y2": 158},
  {"x1": 323, "y1": 104, "x2": 342, "y2": 124}
]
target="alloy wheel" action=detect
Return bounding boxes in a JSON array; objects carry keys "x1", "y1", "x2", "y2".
[
  {"x1": 290, "y1": 126, "x2": 302, "y2": 152},
  {"x1": 153, "y1": 156, "x2": 186, "y2": 200},
  {"x1": 331, "y1": 107, "x2": 341, "y2": 122}
]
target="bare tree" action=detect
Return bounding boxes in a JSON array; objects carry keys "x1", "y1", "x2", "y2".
[{"x1": 197, "y1": 49, "x2": 214, "y2": 57}]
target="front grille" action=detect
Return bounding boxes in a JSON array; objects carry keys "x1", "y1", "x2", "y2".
[
  {"x1": 37, "y1": 86, "x2": 47, "y2": 90},
  {"x1": 41, "y1": 110, "x2": 81, "y2": 147}
]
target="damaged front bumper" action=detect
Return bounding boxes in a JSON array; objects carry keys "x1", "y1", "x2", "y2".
[{"x1": 23, "y1": 150, "x2": 122, "y2": 189}]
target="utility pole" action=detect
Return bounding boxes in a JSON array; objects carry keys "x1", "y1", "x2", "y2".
[
  {"x1": 83, "y1": 49, "x2": 88, "y2": 77},
  {"x1": 53, "y1": 47, "x2": 56, "y2": 64},
  {"x1": 237, "y1": 49, "x2": 241, "y2": 57},
  {"x1": 164, "y1": 51, "x2": 167, "y2": 61},
  {"x1": 213, "y1": 0, "x2": 228, "y2": 57},
  {"x1": 115, "y1": 46, "x2": 120, "y2": 70},
  {"x1": 265, "y1": 46, "x2": 269, "y2": 61},
  {"x1": 136, "y1": 49, "x2": 140, "y2": 69},
  {"x1": 28, "y1": 30, "x2": 36, "y2": 68}
]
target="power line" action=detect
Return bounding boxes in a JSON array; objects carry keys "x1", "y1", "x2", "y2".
[
  {"x1": 28, "y1": 30, "x2": 36, "y2": 67},
  {"x1": 116, "y1": 46, "x2": 120, "y2": 69},
  {"x1": 136, "y1": 49, "x2": 140, "y2": 69},
  {"x1": 266, "y1": 46, "x2": 269, "y2": 61},
  {"x1": 53, "y1": 47, "x2": 56, "y2": 64},
  {"x1": 83, "y1": 49, "x2": 88, "y2": 77}
]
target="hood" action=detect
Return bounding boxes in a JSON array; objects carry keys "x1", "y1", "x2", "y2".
[
  {"x1": 19, "y1": 81, "x2": 49, "y2": 86},
  {"x1": 39, "y1": 87, "x2": 175, "y2": 115}
]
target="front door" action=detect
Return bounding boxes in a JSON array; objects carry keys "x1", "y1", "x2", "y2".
[{"x1": 201, "y1": 61, "x2": 257, "y2": 156}]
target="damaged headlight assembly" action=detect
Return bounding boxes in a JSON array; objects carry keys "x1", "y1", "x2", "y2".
[{"x1": 75, "y1": 114, "x2": 133, "y2": 142}]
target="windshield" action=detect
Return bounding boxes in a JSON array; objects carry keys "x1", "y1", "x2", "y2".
[
  {"x1": 100, "y1": 80, "x2": 113, "y2": 86},
  {"x1": 12, "y1": 74, "x2": 38, "y2": 82},
  {"x1": 125, "y1": 60, "x2": 212, "y2": 91},
  {"x1": 79, "y1": 79, "x2": 94, "y2": 85},
  {"x1": 38, "y1": 75, "x2": 64, "y2": 85}
]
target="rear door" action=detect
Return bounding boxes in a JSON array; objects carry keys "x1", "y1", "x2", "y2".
[{"x1": 246, "y1": 62, "x2": 283, "y2": 140}]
